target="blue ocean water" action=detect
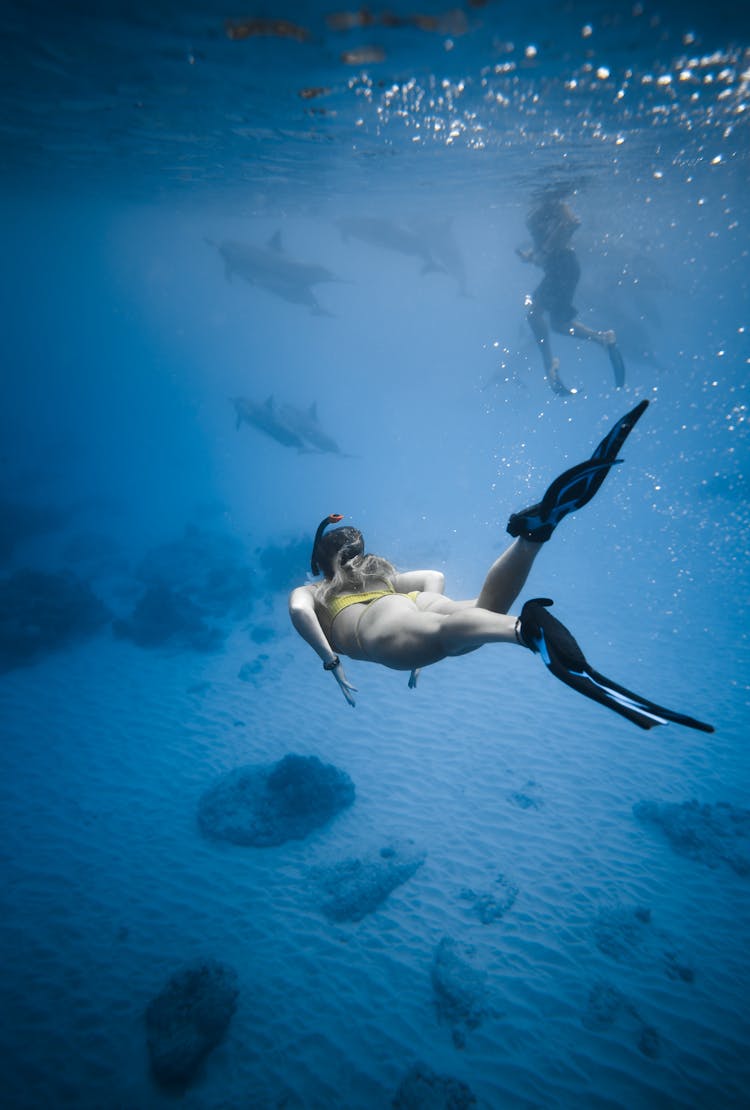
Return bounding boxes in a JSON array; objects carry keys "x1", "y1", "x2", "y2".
[{"x1": 1, "y1": 1, "x2": 749, "y2": 1106}]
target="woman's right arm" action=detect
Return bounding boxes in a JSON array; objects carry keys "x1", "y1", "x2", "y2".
[
  {"x1": 288, "y1": 586, "x2": 357, "y2": 706},
  {"x1": 288, "y1": 586, "x2": 336, "y2": 663}
]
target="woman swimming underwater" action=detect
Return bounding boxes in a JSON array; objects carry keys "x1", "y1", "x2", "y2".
[{"x1": 289, "y1": 400, "x2": 713, "y2": 732}]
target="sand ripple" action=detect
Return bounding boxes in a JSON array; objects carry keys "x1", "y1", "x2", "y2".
[{"x1": 0, "y1": 633, "x2": 747, "y2": 1108}]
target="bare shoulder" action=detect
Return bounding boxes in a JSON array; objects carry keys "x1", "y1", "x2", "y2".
[{"x1": 289, "y1": 582, "x2": 317, "y2": 607}]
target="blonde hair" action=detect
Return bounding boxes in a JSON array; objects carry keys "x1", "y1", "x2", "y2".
[{"x1": 315, "y1": 552, "x2": 397, "y2": 609}]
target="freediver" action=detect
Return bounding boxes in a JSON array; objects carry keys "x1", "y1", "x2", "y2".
[
  {"x1": 517, "y1": 189, "x2": 627, "y2": 396},
  {"x1": 289, "y1": 400, "x2": 713, "y2": 733}
]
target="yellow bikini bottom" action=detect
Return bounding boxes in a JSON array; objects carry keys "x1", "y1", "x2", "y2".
[{"x1": 327, "y1": 587, "x2": 420, "y2": 620}]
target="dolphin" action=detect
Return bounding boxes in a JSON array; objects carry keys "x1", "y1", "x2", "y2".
[
  {"x1": 232, "y1": 396, "x2": 307, "y2": 450},
  {"x1": 277, "y1": 401, "x2": 349, "y2": 455},
  {"x1": 409, "y1": 216, "x2": 469, "y2": 295},
  {"x1": 209, "y1": 232, "x2": 341, "y2": 316},
  {"x1": 335, "y1": 216, "x2": 443, "y2": 274}
]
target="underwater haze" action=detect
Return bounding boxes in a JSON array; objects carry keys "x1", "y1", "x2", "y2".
[{"x1": 1, "y1": 0, "x2": 749, "y2": 1106}]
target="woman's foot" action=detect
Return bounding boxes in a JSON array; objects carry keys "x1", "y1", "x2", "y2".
[{"x1": 547, "y1": 358, "x2": 574, "y2": 396}]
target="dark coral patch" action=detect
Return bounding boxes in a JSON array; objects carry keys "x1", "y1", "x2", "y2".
[
  {"x1": 0, "y1": 568, "x2": 109, "y2": 671},
  {"x1": 314, "y1": 842, "x2": 425, "y2": 922},
  {"x1": 198, "y1": 754, "x2": 355, "y2": 847},
  {"x1": 145, "y1": 959, "x2": 238, "y2": 1090},
  {"x1": 634, "y1": 799, "x2": 750, "y2": 876},
  {"x1": 431, "y1": 937, "x2": 487, "y2": 1049},
  {"x1": 114, "y1": 583, "x2": 223, "y2": 651},
  {"x1": 393, "y1": 1062, "x2": 477, "y2": 1108}
]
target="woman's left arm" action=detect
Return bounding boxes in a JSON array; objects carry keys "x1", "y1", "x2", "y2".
[{"x1": 391, "y1": 569, "x2": 445, "y2": 595}]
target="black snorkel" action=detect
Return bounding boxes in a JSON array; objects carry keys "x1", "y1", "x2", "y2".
[
  {"x1": 311, "y1": 513, "x2": 365, "y2": 579},
  {"x1": 311, "y1": 514, "x2": 343, "y2": 575}
]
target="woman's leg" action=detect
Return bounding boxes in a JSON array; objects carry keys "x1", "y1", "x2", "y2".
[
  {"x1": 358, "y1": 598, "x2": 522, "y2": 670},
  {"x1": 527, "y1": 303, "x2": 555, "y2": 373},
  {"x1": 566, "y1": 319, "x2": 614, "y2": 346},
  {"x1": 438, "y1": 607, "x2": 520, "y2": 657},
  {"x1": 476, "y1": 537, "x2": 542, "y2": 613},
  {"x1": 416, "y1": 538, "x2": 542, "y2": 618},
  {"x1": 566, "y1": 321, "x2": 625, "y2": 386}
]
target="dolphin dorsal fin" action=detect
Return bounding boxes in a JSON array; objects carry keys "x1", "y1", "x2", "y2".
[{"x1": 268, "y1": 230, "x2": 283, "y2": 252}]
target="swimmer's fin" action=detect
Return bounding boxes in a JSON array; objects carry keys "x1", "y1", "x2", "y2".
[
  {"x1": 507, "y1": 399, "x2": 649, "y2": 542},
  {"x1": 607, "y1": 341, "x2": 626, "y2": 388},
  {"x1": 507, "y1": 458, "x2": 620, "y2": 542},
  {"x1": 548, "y1": 365, "x2": 573, "y2": 396},
  {"x1": 518, "y1": 598, "x2": 714, "y2": 732},
  {"x1": 589, "y1": 398, "x2": 648, "y2": 466}
]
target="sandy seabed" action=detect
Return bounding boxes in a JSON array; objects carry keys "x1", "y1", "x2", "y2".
[{"x1": 1, "y1": 623, "x2": 748, "y2": 1110}]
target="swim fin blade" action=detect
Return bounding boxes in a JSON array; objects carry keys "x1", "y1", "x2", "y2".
[
  {"x1": 518, "y1": 598, "x2": 715, "y2": 733},
  {"x1": 507, "y1": 400, "x2": 649, "y2": 542},
  {"x1": 607, "y1": 342, "x2": 626, "y2": 387},
  {"x1": 508, "y1": 458, "x2": 621, "y2": 542},
  {"x1": 548, "y1": 365, "x2": 573, "y2": 396},
  {"x1": 590, "y1": 398, "x2": 648, "y2": 466}
]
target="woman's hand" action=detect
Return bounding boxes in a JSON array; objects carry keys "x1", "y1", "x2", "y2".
[{"x1": 331, "y1": 660, "x2": 358, "y2": 706}]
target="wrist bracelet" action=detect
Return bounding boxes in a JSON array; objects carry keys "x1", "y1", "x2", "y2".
[{"x1": 323, "y1": 655, "x2": 340, "y2": 671}]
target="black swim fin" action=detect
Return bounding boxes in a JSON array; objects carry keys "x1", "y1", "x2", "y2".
[
  {"x1": 607, "y1": 342, "x2": 626, "y2": 388},
  {"x1": 548, "y1": 364, "x2": 573, "y2": 397},
  {"x1": 590, "y1": 398, "x2": 648, "y2": 466},
  {"x1": 507, "y1": 399, "x2": 649, "y2": 542},
  {"x1": 518, "y1": 598, "x2": 714, "y2": 733}
]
